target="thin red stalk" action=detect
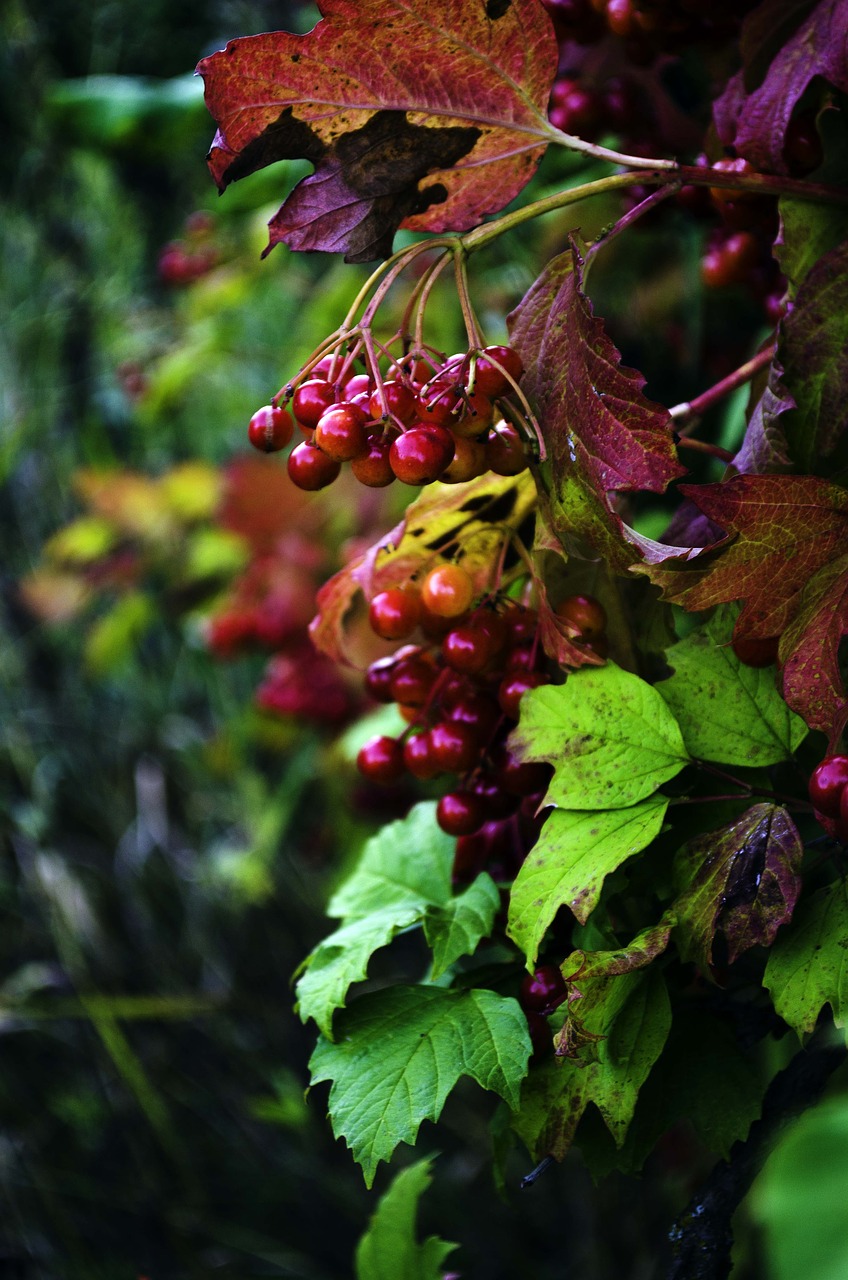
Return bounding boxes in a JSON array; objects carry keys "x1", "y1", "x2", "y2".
[{"x1": 671, "y1": 344, "x2": 778, "y2": 433}]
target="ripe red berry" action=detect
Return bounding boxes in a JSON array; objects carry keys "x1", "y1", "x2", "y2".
[
  {"x1": 555, "y1": 593, "x2": 607, "y2": 638},
  {"x1": 498, "y1": 671, "x2": 546, "y2": 719},
  {"x1": 428, "y1": 720, "x2": 479, "y2": 773},
  {"x1": 485, "y1": 420, "x2": 528, "y2": 475},
  {"x1": 291, "y1": 378, "x2": 336, "y2": 428},
  {"x1": 369, "y1": 380, "x2": 418, "y2": 424},
  {"x1": 808, "y1": 755, "x2": 848, "y2": 818},
  {"x1": 390, "y1": 425, "x2": 455, "y2": 485},
  {"x1": 437, "y1": 790, "x2": 486, "y2": 836},
  {"x1": 351, "y1": 436, "x2": 395, "y2": 488},
  {"x1": 443, "y1": 622, "x2": 495, "y2": 674},
  {"x1": 472, "y1": 345, "x2": 524, "y2": 399},
  {"x1": 403, "y1": 731, "x2": 440, "y2": 780},
  {"x1": 520, "y1": 964, "x2": 568, "y2": 1014},
  {"x1": 356, "y1": 735, "x2": 405, "y2": 784},
  {"x1": 247, "y1": 404, "x2": 294, "y2": 453},
  {"x1": 389, "y1": 654, "x2": 437, "y2": 706},
  {"x1": 313, "y1": 402, "x2": 368, "y2": 460},
  {"x1": 368, "y1": 587, "x2": 422, "y2": 641},
  {"x1": 364, "y1": 655, "x2": 398, "y2": 702},
  {"x1": 286, "y1": 441, "x2": 341, "y2": 490},
  {"x1": 421, "y1": 563, "x2": 475, "y2": 618},
  {"x1": 441, "y1": 435, "x2": 486, "y2": 483}
]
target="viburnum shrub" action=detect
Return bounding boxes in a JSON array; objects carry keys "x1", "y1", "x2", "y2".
[{"x1": 197, "y1": 0, "x2": 848, "y2": 1267}]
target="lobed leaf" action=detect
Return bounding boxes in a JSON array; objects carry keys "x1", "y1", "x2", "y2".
[
  {"x1": 507, "y1": 243, "x2": 685, "y2": 571},
  {"x1": 509, "y1": 664, "x2": 688, "y2": 810},
  {"x1": 198, "y1": 0, "x2": 557, "y2": 261},
  {"x1": 310, "y1": 985, "x2": 531, "y2": 1185},
  {"x1": 354, "y1": 1158, "x2": 457, "y2": 1280},
  {"x1": 673, "y1": 804, "x2": 803, "y2": 970},
  {"x1": 507, "y1": 796, "x2": 669, "y2": 964},
  {"x1": 764, "y1": 880, "x2": 848, "y2": 1038},
  {"x1": 657, "y1": 607, "x2": 808, "y2": 766}
]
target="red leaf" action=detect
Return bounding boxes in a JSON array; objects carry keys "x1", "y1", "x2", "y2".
[
  {"x1": 197, "y1": 0, "x2": 557, "y2": 262},
  {"x1": 713, "y1": 0, "x2": 848, "y2": 173},
  {"x1": 640, "y1": 474, "x2": 848, "y2": 736},
  {"x1": 508, "y1": 244, "x2": 685, "y2": 571}
]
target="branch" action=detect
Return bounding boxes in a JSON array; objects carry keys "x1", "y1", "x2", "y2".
[{"x1": 665, "y1": 1019, "x2": 847, "y2": 1280}]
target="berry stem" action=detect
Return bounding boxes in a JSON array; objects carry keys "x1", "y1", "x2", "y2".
[
  {"x1": 585, "y1": 183, "x2": 682, "y2": 263},
  {"x1": 673, "y1": 436, "x2": 736, "y2": 464},
  {"x1": 670, "y1": 345, "x2": 778, "y2": 433}
]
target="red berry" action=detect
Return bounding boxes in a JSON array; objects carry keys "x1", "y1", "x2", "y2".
[
  {"x1": 520, "y1": 964, "x2": 568, "y2": 1014},
  {"x1": 389, "y1": 654, "x2": 437, "y2": 706},
  {"x1": 443, "y1": 623, "x2": 495, "y2": 674},
  {"x1": 441, "y1": 435, "x2": 486, "y2": 483},
  {"x1": 247, "y1": 404, "x2": 294, "y2": 453},
  {"x1": 555, "y1": 593, "x2": 607, "y2": 638},
  {"x1": 351, "y1": 436, "x2": 395, "y2": 488},
  {"x1": 364, "y1": 655, "x2": 399, "y2": 702},
  {"x1": 428, "y1": 720, "x2": 479, "y2": 773},
  {"x1": 313, "y1": 402, "x2": 368, "y2": 460},
  {"x1": 421, "y1": 564, "x2": 475, "y2": 618},
  {"x1": 368, "y1": 587, "x2": 422, "y2": 641},
  {"x1": 498, "y1": 672, "x2": 546, "y2": 719},
  {"x1": 445, "y1": 692, "x2": 500, "y2": 745},
  {"x1": 286, "y1": 441, "x2": 341, "y2": 490},
  {"x1": 291, "y1": 378, "x2": 336, "y2": 428},
  {"x1": 356, "y1": 735, "x2": 405, "y2": 784},
  {"x1": 808, "y1": 756, "x2": 848, "y2": 818},
  {"x1": 472, "y1": 345, "x2": 524, "y2": 399},
  {"x1": 369, "y1": 380, "x2": 418, "y2": 424},
  {"x1": 525, "y1": 1009, "x2": 552, "y2": 1059},
  {"x1": 403, "y1": 731, "x2": 440, "y2": 780},
  {"x1": 390, "y1": 425, "x2": 455, "y2": 485},
  {"x1": 485, "y1": 420, "x2": 528, "y2": 475},
  {"x1": 437, "y1": 790, "x2": 486, "y2": 836}
]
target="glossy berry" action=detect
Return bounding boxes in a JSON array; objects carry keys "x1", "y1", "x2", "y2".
[
  {"x1": 356, "y1": 735, "x2": 405, "y2": 784},
  {"x1": 520, "y1": 964, "x2": 568, "y2": 1014},
  {"x1": 390, "y1": 425, "x2": 455, "y2": 485},
  {"x1": 313, "y1": 402, "x2": 368, "y2": 460},
  {"x1": 429, "y1": 720, "x2": 479, "y2": 773},
  {"x1": 286, "y1": 441, "x2": 341, "y2": 490},
  {"x1": 441, "y1": 435, "x2": 486, "y2": 483},
  {"x1": 472, "y1": 345, "x2": 524, "y2": 399},
  {"x1": 351, "y1": 436, "x2": 395, "y2": 487},
  {"x1": 437, "y1": 790, "x2": 486, "y2": 836},
  {"x1": 369, "y1": 380, "x2": 418, "y2": 424},
  {"x1": 499, "y1": 671, "x2": 546, "y2": 720},
  {"x1": 364, "y1": 655, "x2": 399, "y2": 702},
  {"x1": 291, "y1": 378, "x2": 337, "y2": 428},
  {"x1": 485, "y1": 420, "x2": 528, "y2": 475},
  {"x1": 443, "y1": 622, "x2": 495, "y2": 674},
  {"x1": 403, "y1": 731, "x2": 440, "y2": 780},
  {"x1": 389, "y1": 654, "x2": 437, "y2": 706},
  {"x1": 368, "y1": 587, "x2": 421, "y2": 641},
  {"x1": 808, "y1": 755, "x2": 848, "y2": 819},
  {"x1": 247, "y1": 404, "x2": 294, "y2": 453},
  {"x1": 421, "y1": 563, "x2": 475, "y2": 618},
  {"x1": 555, "y1": 593, "x2": 607, "y2": 638}
]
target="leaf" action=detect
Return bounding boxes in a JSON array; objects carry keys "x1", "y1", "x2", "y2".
[
  {"x1": 712, "y1": 0, "x2": 848, "y2": 173},
  {"x1": 673, "y1": 804, "x2": 803, "y2": 970},
  {"x1": 355, "y1": 1158, "x2": 457, "y2": 1280},
  {"x1": 777, "y1": 105, "x2": 848, "y2": 295},
  {"x1": 764, "y1": 880, "x2": 848, "y2": 1038},
  {"x1": 507, "y1": 243, "x2": 685, "y2": 571},
  {"x1": 507, "y1": 796, "x2": 669, "y2": 963},
  {"x1": 780, "y1": 239, "x2": 848, "y2": 473},
  {"x1": 310, "y1": 985, "x2": 531, "y2": 1185},
  {"x1": 197, "y1": 0, "x2": 557, "y2": 262},
  {"x1": 512, "y1": 965, "x2": 671, "y2": 1161},
  {"x1": 508, "y1": 664, "x2": 689, "y2": 810},
  {"x1": 731, "y1": 356, "x2": 794, "y2": 477},
  {"x1": 310, "y1": 470, "x2": 537, "y2": 664},
  {"x1": 296, "y1": 803, "x2": 499, "y2": 1034},
  {"x1": 639, "y1": 475, "x2": 848, "y2": 737},
  {"x1": 657, "y1": 607, "x2": 808, "y2": 766}
]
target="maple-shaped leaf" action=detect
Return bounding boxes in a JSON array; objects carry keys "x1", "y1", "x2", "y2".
[
  {"x1": 197, "y1": 0, "x2": 557, "y2": 262},
  {"x1": 310, "y1": 470, "x2": 537, "y2": 665},
  {"x1": 513, "y1": 965, "x2": 670, "y2": 1161},
  {"x1": 764, "y1": 879, "x2": 848, "y2": 1038},
  {"x1": 310, "y1": 985, "x2": 530, "y2": 1186},
  {"x1": 712, "y1": 0, "x2": 848, "y2": 174},
  {"x1": 639, "y1": 474, "x2": 848, "y2": 737},
  {"x1": 355, "y1": 1159, "x2": 457, "y2": 1280},
  {"x1": 672, "y1": 803, "x2": 803, "y2": 970},
  {"x1": 296, "y1": 803, "x2": 499, "y2": 1035},
  {"x1": 507, "y1": 796, "x2": 669, "y2": 964},
  {"x1": 507, "y1": 244, "x2": 685, "y2": 572}
]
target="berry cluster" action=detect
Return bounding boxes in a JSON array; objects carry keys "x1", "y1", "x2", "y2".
[
  {"x1": 247, "y1": 344, "x2": 531, "y2": 493},
  {"x1": 356, "y1": 566, "x2": 609, "y2": 839},
  {"x1": 157, "y1": 211, "x2": 221, "y2": 286},
  {"x1": 808, "y1": 755, "x2": 848, "y2": 843},
  {"x1": 542, "y1": 0, "x2": 755, "y2": 57}
]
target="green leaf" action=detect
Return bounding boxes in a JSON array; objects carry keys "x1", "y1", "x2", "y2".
[
  {"x1": 297, "y1": 803, "x2": 498, "y2": 1035},
  {"x1": 764, "y1": 880, "x2": 848, "y2": 1038},
  {"x1": 657, "y1": 608, "x2": 808, "y2": 766},
  {"x1": 310, "y1": 986, "x2": 531, "y2": 1186},
  {"x1": 750, "y1": 1095, "x2": 848, "y2": 1280},
  {"x1": 512, "y1": 965, "x2": 670, "y2": 1162},
  {"x1": 507, "y1": 796, "x2": 669, "y2": 964},
  {"x1": 673, "y1": 804, "x2": 803, "y2": 970},
  {"x1": 509, "y1": 663, "x2": 688, "y2": 809},
  {"x1": 355, "y1": 1158, "x2": 457, "y2": 1280}
]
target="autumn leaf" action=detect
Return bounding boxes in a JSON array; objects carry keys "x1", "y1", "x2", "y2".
[
  {"x1": 310, "y1": 470, "x2": 537, "y2": 664},
  {"x1": 639, "y1": 474, "x2": 848, "y2": 735},
  {"x1": 508, "y1": 243, "x2": 685, "y2": 572},
  {"x1": 712, "y1": 0, "x2": 848, "y2": 174},
  {"x1": 197, "y1": 0, "x2": 557, "y2": 262}
]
